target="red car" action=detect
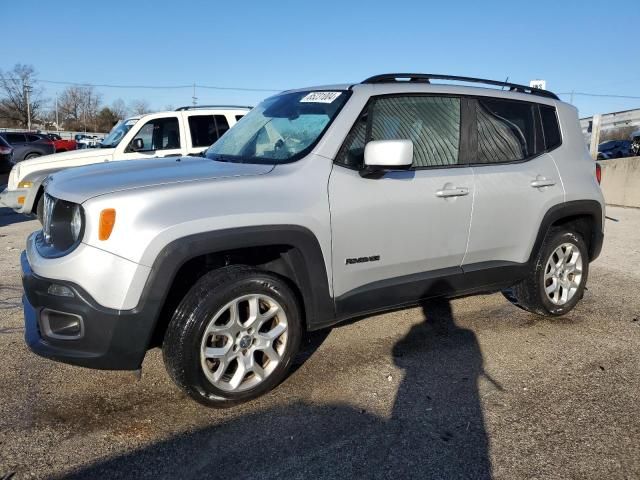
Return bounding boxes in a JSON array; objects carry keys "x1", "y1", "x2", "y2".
[{"x1": 46, "y1": 133, "x2": 77, "y2": 153}]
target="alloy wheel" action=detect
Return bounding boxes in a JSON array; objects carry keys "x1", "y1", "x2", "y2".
[
  {"x1": 200, "y1": 294, "x2": 288, "y2": 392},
  {"x1": 544, "y1": 242, "x2": 583, "y2": 305}
]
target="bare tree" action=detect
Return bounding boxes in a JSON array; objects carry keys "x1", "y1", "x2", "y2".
[
  {"x1": 111, "y1": 98, "x2": 128, "y2": 119},
  {"x1": 600, "y1": 126, "x2": 636, "y2": 142},
  {"x1": 129, "y1": 99, "x2": 151, "y2": 116},
  {"x1": 0, "y1": 64, "x2": 45, "y2": 128},
  {"x1": 58, "y1": 85, "x2": 102, "y2": 131}
]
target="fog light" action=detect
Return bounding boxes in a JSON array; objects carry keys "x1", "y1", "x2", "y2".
[
  {"x1": 47, "y1": 283, "x2": 74, "y2": 297},
  {"x1": 40, "y1": 309, "x2": 84, "y2": 340}
]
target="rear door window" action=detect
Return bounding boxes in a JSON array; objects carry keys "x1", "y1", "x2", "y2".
[
  {"x1": 188, "y1": 115, "x2": 231, "y2": 148},
  {"x1": 476, "y1": 98, "x2": 539, "y2": 163},
  {"x1": 5, "y1": 133, "x2": 26, "y2": 144}
]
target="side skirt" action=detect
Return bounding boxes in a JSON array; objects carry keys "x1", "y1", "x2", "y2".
[{"x1": 311, "y1": 261, "x2": 528, "y2": 331}]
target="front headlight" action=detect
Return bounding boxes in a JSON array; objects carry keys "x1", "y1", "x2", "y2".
[
  {"x1": 37, "y1": 194, "x2": 85, "y2": 257},
  {"x1": 70, "y1": 204, "x2": 82, "y2": 242}
]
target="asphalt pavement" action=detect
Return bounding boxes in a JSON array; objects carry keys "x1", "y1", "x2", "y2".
[{"x1": 0, "y1": 204, "x2": 638, "y2": 479}]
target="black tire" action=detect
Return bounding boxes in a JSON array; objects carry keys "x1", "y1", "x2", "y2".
[
  {"x1": 503, "y1": 228, "x2": 589, "y2": 316},
  {"x1": 24, "y1": 153, "x2": 41, "y2": 160},
  {"x1": 163, "y1": 265, "x2": 302, "y2": 407}
]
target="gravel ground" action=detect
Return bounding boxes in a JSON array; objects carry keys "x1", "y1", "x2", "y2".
[{"x1": 0, "y1": 202, "x2": 638, "y2": 480}]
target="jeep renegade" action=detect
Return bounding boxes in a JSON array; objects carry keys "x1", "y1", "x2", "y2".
[{"x1": 20, "y1": 74, "x2": 605, "y2": 407}]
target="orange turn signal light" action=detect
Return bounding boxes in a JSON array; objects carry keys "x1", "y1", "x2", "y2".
[
  {"x1": 99, "y1": 209, "x2": 116, "y2": 240},
  {"x1": 17, "y1": 196, "x2": 25, "y2": 205}
]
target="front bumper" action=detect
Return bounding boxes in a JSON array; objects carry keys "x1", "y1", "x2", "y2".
[
  {"x1": 0, "y1": 187, "x2": 30, "y2": 213},
  {"x1": 21, "y1": 251, "x2": 153, "y2": 370}
]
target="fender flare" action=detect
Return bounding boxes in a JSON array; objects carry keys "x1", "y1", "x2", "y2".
[
  {"x1": 529, "y1": 200, "x2": 604, "y2": 263},
  {"x1": 136, "y1": 225, "x2": 335, "y2": 339}
]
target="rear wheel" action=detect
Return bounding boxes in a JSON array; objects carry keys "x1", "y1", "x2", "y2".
[
  {"x1": 163, "y1": 265, "x2": 302, "y2": 407},
  {"x1": 503, "y1": 228, "x2": 589, "y2": 316},
  {"x1": 24, "y1": 153, "x2": 41, "y2": 160}
]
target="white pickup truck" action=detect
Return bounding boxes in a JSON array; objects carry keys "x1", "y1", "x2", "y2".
[{"x1": 0, "y1": 105, "x2": 250, "y2": 216}]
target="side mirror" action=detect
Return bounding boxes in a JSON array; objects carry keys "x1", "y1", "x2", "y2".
[
  {"x1": 361, "y1": 139, "x2": 413, "y2": 178},
  {"x1": 131, "y1": 138, "x2": 145, "y2": 151}
]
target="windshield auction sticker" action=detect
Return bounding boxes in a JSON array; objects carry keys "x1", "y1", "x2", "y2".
[{"x1": 300, "y1": 92, "x2": 342, "y2": 103}]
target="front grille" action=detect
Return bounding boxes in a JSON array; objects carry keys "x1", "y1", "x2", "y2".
[{"x1": 42, "y1": 194, "x2": 56, "y2": 244}]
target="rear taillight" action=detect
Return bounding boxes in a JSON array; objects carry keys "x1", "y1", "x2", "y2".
[
  {"x1": 595, "y1": 163, "x2": 602, "y2": 184},
  {"x1": 0, "y1": 146, "x2": 11, "y2": 154}
]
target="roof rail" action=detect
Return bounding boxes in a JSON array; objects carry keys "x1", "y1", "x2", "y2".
[
  {"x1": 175, "y1": 104, "x2": 253, "y2": 111},
  {"x1": 361, "y1": 73, "x2": 559, "y2": 100}
]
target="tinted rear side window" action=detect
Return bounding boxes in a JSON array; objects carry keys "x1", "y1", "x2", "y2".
[
  {"x1": 27, "y1": 134, "x2": 42, "y2": 142},
  {"x1": 4, "y1": 133, "x2": 26, "y2": 143},
  {"x1": 476, "y1": 98, "x2": 538, "y2": 163},
  {"x1": 235, "y1": 115, "x2": 244, "y2": 121},
  {"x1": 188, "y1": 115, "x2": 231, "y2": 147},
  {"x1": 540, "y1": 105, "x2": 562, "y2": 150}
]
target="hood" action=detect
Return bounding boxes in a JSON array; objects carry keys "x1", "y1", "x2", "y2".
[
  {"x1": 15, "y1": 148, "x2": 115, "y2": 187},
  {"x1": 21, "y1": 147, "x2": 112, "y2": 169},
  {"x1": 46, "y1": 156, "x2": 275, "y2": 204}
]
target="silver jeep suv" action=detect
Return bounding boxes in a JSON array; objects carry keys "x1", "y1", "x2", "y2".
[{"x1": 21, "y1": 74, "x2": 605, "y2": 407}]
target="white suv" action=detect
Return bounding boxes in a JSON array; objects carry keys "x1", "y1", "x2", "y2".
[
  {"x1": 1, "y1": 105, "x2": 250, "y2": 216},
  {"x1": 20, "y1": 74, "x2": 604, "y2": 407}
]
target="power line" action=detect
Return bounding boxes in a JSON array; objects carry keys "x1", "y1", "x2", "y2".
[
  {"x1": 7, "y1": 76, "x2": 640, "y2": 99},
  {"x1": 36, "y1": 79, "x2": 281, "y2": 92},
  {"x1": 557, "y1": 92, "x2": 640, "y2": 100}
]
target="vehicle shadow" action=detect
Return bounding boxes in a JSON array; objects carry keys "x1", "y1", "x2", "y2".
[
  {"x1": 0, "y1": 207, "x2": 31, "y2": 228},
  {"x1": 57, "y1": 298, "x2": 493, "y2": 479}
]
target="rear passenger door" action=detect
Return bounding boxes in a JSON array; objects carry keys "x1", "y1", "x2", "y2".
[
  {"x1": 186, "y1": 114, "x2": 231, "y2": 155},
  {"x1": 463, "y1": 98, "x2": 564, "y2": 267},
  {"x1": 4, "y1": 133, "x2": 28, "y2": 160},
  {"x1": 329, "y1": 95, "x2": 474, "y2": 311}
]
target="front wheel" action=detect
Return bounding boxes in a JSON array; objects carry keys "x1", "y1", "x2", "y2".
[
  {"x1": 504, "y1": 228, "x2": 589, "y2": 316},
  {"x1": 24, "y1": 153, "x2": 41, "y2": 160},
  {"x1": 163, "y1": 265, "x2": 302, "y2": 407}
]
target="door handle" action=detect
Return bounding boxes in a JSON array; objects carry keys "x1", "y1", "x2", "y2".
[
  {"x1": 436, "y1": 186, "x2": 469, "y2": 198},
  {"x1": 530, "y1": 176, "x2": 556, "y2": 188}
]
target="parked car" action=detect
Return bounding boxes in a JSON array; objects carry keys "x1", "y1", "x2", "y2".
[
  {"x1": 597, "y1": 140, "x2": 632, "y2": 159},
  {"x1": 0, "y1": 135, "x2": 14, "y2": 173},
  {"x1": 0, "y1": 132, "x2": 55, "y2": 162},
  {"x1": 46, "y1": 133, "x2": 77, "y2": 153},
  {"x1": 631, "y1": 130, "x2": 640, "y2": 157},
  {"x1": 0, "y1": 106, "x2": 249, "y2": 215},
  {"x1": 74, "y1": 134, "x2": 103, "y2": 149},
  {"x1": 20, "y1": 74, "x2": 604, "y2": 407}
]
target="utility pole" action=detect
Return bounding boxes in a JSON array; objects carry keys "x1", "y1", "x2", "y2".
[
  {"x1": 589, "y1": 114, "x2": 602, "y2": 160},
  {"x1": 192, "y1": 83, "x2": 198, "y2": 106},
  {"x1": 570, "y1": 90, "x2": 575, "y2": 104},
  {"x1": 24, "y1": 83, "x2": 33, "y2": 131},
  {"x1": 55, "y1": 93, "x2": 59, "y2": 132}
]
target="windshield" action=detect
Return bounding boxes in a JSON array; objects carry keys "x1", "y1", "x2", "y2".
[
  {"x1": 205, "y1": 90, "x2": 349, "y2": 164},
  {"x1": 100, "y1": 118, "x2": 139, "y2": 148}
]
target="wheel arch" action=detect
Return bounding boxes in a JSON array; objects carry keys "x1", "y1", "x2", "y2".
[
  {"x1": 141, "y1": 225, "x2": 335, "y2": 349},
  {"x1": 529, "y1": 200, "x2": 604, "y2": 264}
]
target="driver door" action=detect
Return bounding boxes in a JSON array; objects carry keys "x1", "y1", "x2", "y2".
[
  {"x1": 120, "y1": 116, "x2": 184, "y2": 160},
  {"x1": 329, "y1": 94, "x2": 474, "y2": 314}
]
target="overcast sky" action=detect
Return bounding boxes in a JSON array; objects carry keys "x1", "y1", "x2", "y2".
[{"x1": 5, "y1": 0, "x2": 639, "y2": 117}]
